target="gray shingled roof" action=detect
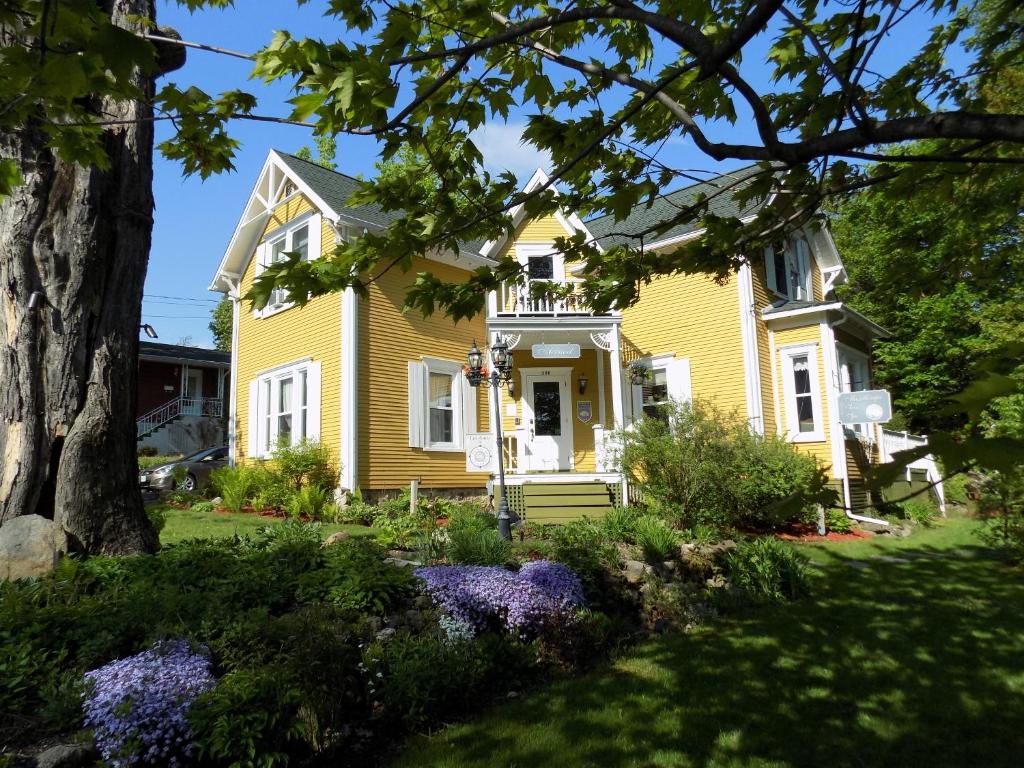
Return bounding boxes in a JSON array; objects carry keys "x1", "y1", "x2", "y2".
[
  {"x1": 275, "y1": 151, "x2": 487, "y2": 258},
  {"x1": 586, "y1": 165, "x2": 772, "y2": 249},
  {"x1": 139, "y1": 341, "x2": 230, "y2": 366}
]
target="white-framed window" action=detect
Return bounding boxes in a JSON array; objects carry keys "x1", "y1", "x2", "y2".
[
  {"x1": 780, "y1": 343, "x2": 825, "y2": 442},
  {"x1": 247, "y1": 360, "x2": 321, "y2": 458},
  {"x1": 838, "y1": 344, "x2": 872, "y2": 437},
  {"x1": 765, "y1": 238, "x2": 813, "y2": 301},
  {"x1": 629, "y1": 354, "x2": 692, "y2": 423},
  {"x1": 407, "y1": 357, "x2": 476, "y2": 451},
  {"x1": 255, "y1": 213, "x2": 321, "y2": 318}
]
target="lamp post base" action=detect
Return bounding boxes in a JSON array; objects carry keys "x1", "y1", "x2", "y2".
[{"x1": 496, "y1": 498, "x2": 512, "y2": 541}]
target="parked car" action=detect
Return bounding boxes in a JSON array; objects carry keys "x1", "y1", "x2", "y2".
[{"x1": 139, "y1": 446, "x2": 228, "y2": 492}]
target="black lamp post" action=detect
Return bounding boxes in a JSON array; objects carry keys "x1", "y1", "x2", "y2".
[{"x1": 466, "y1": 336, "x2": 515, "y2": 540}]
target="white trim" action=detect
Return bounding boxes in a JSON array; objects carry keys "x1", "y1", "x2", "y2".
[
  {"x1": 249, "y1": 358, "x2": 321, "y2": 458},
  {"x1": 737, "y1": 263, "x2": 765, "y2": 435},
  {"x1": 254, "y1": 356, "x2": 313, "y2": 378},
  {"x1": 779, "y1": 342, "x2": 826, "y2": 443},
  {"x1": 479, "y1": 168, "x2": 602, "y2": 260},
  {"x1": 609, "y1": 326, "x2": 625, "y2": 430},
  {"x1": 340, "y1": 286, "x2": 358, "y2": 490},
  {"x1": 596, "y1": 349, "x2": 607, "y2": 426},
  {"x1": 228, "y1": 281, "x2": 241, "y2": 467},
  {"x1": 422, "y1": 357, "x2": 466, "y2": 452},
  {"x1": 821, "y1": 323, "x2": 847, "y2": 483},
  {"x1": 767, "y1": 329, "x2": 782, "y2": 437}
]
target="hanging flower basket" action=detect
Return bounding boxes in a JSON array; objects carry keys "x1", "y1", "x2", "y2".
[{"x1": 628, "y1": 363, "x2": 651, "y2": 386}]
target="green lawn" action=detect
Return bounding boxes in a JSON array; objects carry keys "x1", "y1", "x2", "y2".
[
  {"x1": 392, "y1": 516, "x2": 1024, "y2": 768},
  {"x1": 157, "y1": 504, "x2": 377, "y2": 546}
]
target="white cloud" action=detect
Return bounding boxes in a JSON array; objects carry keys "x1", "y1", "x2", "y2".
[{"x1": 470, "y1": 122, "x2": 552, "y2": 181}]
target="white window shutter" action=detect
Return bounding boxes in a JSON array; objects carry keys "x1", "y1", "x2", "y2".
[
  {"x1": 461, "y1": 376, "x2": 477, "y2": 437},
  {"x1": 763, "y1": 245, "x2": 777, "y2": 294},
  {"x1": 307, "y1": 214, "x2": 322, "y2": 260},
  {"x1": 247, "y1": 380, "x2": 259, "y2": 457},
  {"x1": 408, "y1": 361, "x2": 426, "y2": 448},
  {"x1": 306, "y1": 361, "x2": 322, "y2": 441},
  {"x1": 796, "y1": 239, "x2": 813, "y2": 300},
  {"x1": 668, "y1": 358, "x2": 692, "y2": 403}
]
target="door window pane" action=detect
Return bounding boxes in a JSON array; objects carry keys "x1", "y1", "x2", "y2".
[
  {"x1": 428, "y1": 372, "x2": 453, "y2": 443},
  {"x1": 533, "y1": 381, "x2": 562, "y2": 436}
]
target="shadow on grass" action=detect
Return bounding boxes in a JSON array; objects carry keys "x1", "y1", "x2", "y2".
[{"x1": 394, "y1": 541, "x2": 1024, "y2": 767}]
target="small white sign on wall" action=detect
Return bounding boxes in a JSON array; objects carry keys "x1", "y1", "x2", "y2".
[
  {"x1": 532, "y1": 343, "x2": 581, "y2": 359},
  {"x1": 465, "y1": 433, "x2": 497, "y2": 473}
]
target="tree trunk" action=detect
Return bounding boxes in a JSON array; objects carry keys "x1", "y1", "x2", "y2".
[{"x1": 0, "y1": 0, "x2": 169, "y2": 554}]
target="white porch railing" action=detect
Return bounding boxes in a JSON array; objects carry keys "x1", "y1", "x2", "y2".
[
  {"x1": 137, "y1": 396, "x2": 224, "y2": 438},
  {"x1": 879, "y1": 428, "x2": 945, "y2": 512},
  {"x1": 496, "y1": 281, "x2": 593, "y2": 316}
]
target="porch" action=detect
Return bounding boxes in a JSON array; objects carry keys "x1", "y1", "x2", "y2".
[{"x1": 481, "y1": 312, "x2": 631, "y2": 522}]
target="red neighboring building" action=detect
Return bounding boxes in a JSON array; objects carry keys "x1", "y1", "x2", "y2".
[{"x1": 137, "y1": 342, "x2": 231, "y2": 455}]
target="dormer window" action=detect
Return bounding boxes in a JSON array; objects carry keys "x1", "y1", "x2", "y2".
[{"x1": 765, "y1": 239, "x2": 813, "y2": 301}]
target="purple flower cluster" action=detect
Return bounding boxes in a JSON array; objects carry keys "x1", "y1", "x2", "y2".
[
  {"x1": 82, "y1": 640, "x2": 216, "y2": 767},
  {"x1": 415, "y1": 561, "x2": 585, "y2": 635}
]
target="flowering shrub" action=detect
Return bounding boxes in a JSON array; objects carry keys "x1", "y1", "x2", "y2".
[
  {"x1": 82, "y1": 640, "x2": 216, "y2": 767},
  {"x1": 415, "y1": 561, "x2": 585, "y2": 636}
]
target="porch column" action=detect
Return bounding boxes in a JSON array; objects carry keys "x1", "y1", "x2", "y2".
[{"x1": 609, "y1": 325, "x2": 625, "y2": 430}]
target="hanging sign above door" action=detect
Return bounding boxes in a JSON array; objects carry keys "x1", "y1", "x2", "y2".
[{"x1": 532, "y1": 343, "x2": 581, "y2": 359}]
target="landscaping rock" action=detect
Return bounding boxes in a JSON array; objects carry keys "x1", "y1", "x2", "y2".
[
  {"x1": 413, "y1": 594, "x2": 433, "y2": 610},
  {"x1": 384, "y1": 557, "x2": 420, "y2": 568},
  {"x1": 375, "y1": 627, "x2": 397, "y2": 642},
  {"x1": 35, "y1": 743, "x2": 98, "y2": 768},
  {"x1": 0, "y1": 515, "x2": 69, "y2": 581},
  {"x1": 210, "y1": 496, "x2": 223, "y2": 505},
  {"x1": 404, "y1": 609, "x2": 426, "y2": 630},
  {"x1": 622, "y1": 559, "x2": 651, "y2": 584},
  {"x1": 322, "y1": 530, "x2": 351, "y2": 547}
]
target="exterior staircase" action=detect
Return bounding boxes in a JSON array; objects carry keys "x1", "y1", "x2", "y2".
[
  {"x1": 499, "y1": 480, "x2": 621, "y2": 524},
  {"x1": 137, "y1": 396, "x2": 224, "y2": 440}
]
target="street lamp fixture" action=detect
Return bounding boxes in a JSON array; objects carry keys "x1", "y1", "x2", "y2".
[
  {"x1": 466, "y1": 336, "x2": 516, "y2": 540},
  {"x1": 140, "y1": 324, "x2": 158, "y2": 339}
]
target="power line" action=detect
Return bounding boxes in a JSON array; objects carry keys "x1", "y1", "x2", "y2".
[
  {"x1": 142, "y1": 314, "x2": 214, "y2": 319},
  {"x1": 144, "y1": 293, "x2": 220, "y2": 303}
]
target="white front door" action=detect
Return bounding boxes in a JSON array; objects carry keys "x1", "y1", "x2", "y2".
[
  {"x1": 182, "y1": 369, "x2": 203, "y2": 415},
  {"x1": 521, "y1": 369, "x2": 573, "y2": 471}
]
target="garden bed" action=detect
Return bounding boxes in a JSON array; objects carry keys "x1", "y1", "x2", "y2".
[{"x1": 776, "y1": 522, "x2": 874, "y2": 543}]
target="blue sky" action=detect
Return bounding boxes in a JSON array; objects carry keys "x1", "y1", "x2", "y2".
[{"x1": 145, "y1": 1, "x2": 966, "y2": 348}]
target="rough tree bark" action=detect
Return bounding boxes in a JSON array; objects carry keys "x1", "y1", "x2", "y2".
[{"x1": 0, "y1": 1, "x2": 183, "y2": 553}]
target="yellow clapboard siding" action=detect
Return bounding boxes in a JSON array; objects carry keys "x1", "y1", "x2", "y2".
[
  {"x1": 234, "y1": 196, "x2": 342, "y2": 466},
  {"x1": 621, "y1": 271, "x2": 747, "y2": 418},
  {"x1": 772, "y1": 324, "x2": 833, "y2": 468},
  {"x1": 359, "y1": 256, "x2": 488, "y2": 490}
]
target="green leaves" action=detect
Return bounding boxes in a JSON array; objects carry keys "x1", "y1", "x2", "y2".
[{"x1": 0, "y1": 159, "x2": 23, "y2": 201}]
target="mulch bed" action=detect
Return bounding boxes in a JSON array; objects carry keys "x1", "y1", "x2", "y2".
[{"x1": 775, "y1": 523, "x2": 874, "y2": 543}]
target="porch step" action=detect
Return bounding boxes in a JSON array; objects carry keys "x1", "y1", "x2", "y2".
[{"x1": 504, "y1": 481, "x2": 618, "y2": 524}]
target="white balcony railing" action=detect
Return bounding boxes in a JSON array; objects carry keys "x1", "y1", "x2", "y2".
[
  {"x1": 879, "y1": 428, "x2": 945, "y2": 512},
  {"x1": 495, "y1": 281, "x2": 593, "y2": 316},
  {"x1": 137, "y1": 396, "x2": 224, "y2": 437}
]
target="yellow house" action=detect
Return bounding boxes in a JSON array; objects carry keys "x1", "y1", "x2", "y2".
[{"x1": 210, "y1": 151, "x2": 939, "y2": 522}]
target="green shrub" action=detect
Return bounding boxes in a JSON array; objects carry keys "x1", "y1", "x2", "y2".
[
  {"x1": 190, "y1": 500, "x2": 216, "y2": 515},
  {"x1": 447, "y1": 529, "x2": 513, "y2": 566},
  {"x1": 297, "y1": 538, "x2": 416, "y2": 614},
  {"x1": 285, "y1": 484, "x2": 333, "y2": 520},
  {"x1": 547, "y1": 520, "x2": 621, "y2": 604},
  {"x1": 825, "y1": 509, "x2": 855, "y2": 534},
  {"x1": 445, "y1": 504, "x2": 496, "y2": 535},
  {"x1": 600, "y1": 506, "x2": 639, "y2": 543},
  {"x1": 364, "y1": 633, "x2": 532, "y2": 729},
  {"x1": 170, "y1": 463, "x2": 189, "y2": 488},
  {"x1": 146, "y1": 505, "x2": 167, "y2": 535},
  {"x1": 246, "y1": 463, "x2": 292, "y2": 511},
  {"x1": 679, "y1": 523, "x2": 723, "y2": 545},
  {"x1": 138, "y1": 445, "x2": 158, "y2": 458},
  {"x1": 272, "y1": 439, "x2": 336, "y2": 491},
  {"x1": 210, "y1": 466, "x2": 256, "y2": 513},
  {"x1": 371, "y1": 490, "x2": 432, "y2": 547},
  {"x1": 727, "y1": 538, "x2": 813, "y2": 603},
  {"x1": 138, "y1": 453, "x2": 182, "y2": 470},
  {"x1": 634, "y1": 515, "x2": 680, "y2": 564},
  {"x1": 165, "y1": 489, "x2": 203, "y2": 507},
  {"x1": 901, "y1": 497, "x2": 938, "y2": 527},
  {"x1": 620, "y1": 399, "x2": 831, "y2": 530}
]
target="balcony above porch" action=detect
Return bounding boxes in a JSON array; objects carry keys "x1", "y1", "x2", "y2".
[{"x1": 489, "y1": 280, "x2": 618, "y2": 319}]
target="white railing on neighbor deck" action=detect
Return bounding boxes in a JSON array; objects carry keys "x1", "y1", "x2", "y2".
[
  {"x1": 496, "y1": 281, "x2": 593, "y2": 315},
  {"x1": 137, "y1": 396, "x2": 223, "y2": 438},
  {"x1": 879, "y1": 428, "x2": 945, "y2": 512}
]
